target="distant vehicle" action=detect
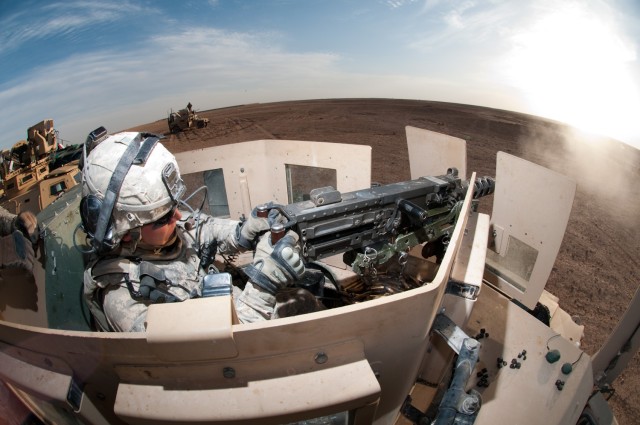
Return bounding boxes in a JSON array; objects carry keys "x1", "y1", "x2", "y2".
[
  {"x1": 0, "y1": 119, "x2": 81, "y2": 215},
  {"x1": 0, "y1": 126, "x2": 636, "y2": 425},
  {"x1": 167, "y1": 102, "x2": 209, "y2": 133}
]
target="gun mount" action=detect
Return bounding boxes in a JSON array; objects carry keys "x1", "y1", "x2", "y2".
[{"x1": 273, "y1": 169, "x2": 494, "y2": 274}]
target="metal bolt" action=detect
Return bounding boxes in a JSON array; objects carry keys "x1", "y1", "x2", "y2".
[
  {"x1": 223, "y1": 367, "x2": 236, "y2": 378},
  {"x1": 314, "y1": 352, "x2": 328, "y2": 364}
]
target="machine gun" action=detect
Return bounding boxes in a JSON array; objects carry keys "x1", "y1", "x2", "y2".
[{"x1": 267, "y1": 168, "x2": 495, "y2": 275}]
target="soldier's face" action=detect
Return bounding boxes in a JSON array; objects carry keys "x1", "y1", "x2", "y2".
[{"x1": 140, "y1": 207, "x2": 181, "y2": 247}]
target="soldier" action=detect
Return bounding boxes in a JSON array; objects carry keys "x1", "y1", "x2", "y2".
[
  {"x1": 0, "y1": 207, "x2": 37, "y2": 272},
  {"x1": 80, "y1": 131, "x2": 316, "y2": 332}
]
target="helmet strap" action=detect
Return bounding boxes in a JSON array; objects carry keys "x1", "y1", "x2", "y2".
[
  {"x1": 128, "y1": 228, "x2": 142, "y2": 252},
  {"x1": 92, "y1": 135, "x2": 159, "y2": 251}
]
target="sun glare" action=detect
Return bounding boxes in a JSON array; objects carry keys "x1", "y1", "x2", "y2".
[{"x1": 505, "y1": 3, "x2": 640, "y2": 147}]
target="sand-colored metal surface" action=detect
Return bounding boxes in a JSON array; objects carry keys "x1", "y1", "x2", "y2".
[
  {"x1": 468, "y1": 285, "x2": 593, "y2": 425},
  {"x1": 485, "y1": 152, "x2": 577, "y2": 310},
  {"x1": 0, "y1": 124, "x2": 622, "y2": 424},
  {"x1": 175, "y1": 139, "x2": 372, "y2": 218},
  {"x1": 405, "y1": 126, "x2": 467, "y2": 180}
]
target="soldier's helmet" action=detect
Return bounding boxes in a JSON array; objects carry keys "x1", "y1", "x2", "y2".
[{"x1": 80, "y1": 132, "x2": 185, "y2": 252}]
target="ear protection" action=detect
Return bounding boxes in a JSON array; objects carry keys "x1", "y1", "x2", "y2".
[
  {"x1": 80, "y1": 133, "x2": 160, "y2": 253},
  {"x1": 545, "y1": 333, "x2": 585, "y2": 390}
]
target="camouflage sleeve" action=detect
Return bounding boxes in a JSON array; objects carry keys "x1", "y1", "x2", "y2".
[
  {"x1": 198, "y1": 216, "x2": 244, "y2": 255},
  {"x1": 0, "y1": 206, "x2": 16, "y2": 236}
]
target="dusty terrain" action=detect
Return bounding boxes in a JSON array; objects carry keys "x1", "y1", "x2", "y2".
[{"x1": 130, "y1": 98, "x2": 639, "y2": 424}]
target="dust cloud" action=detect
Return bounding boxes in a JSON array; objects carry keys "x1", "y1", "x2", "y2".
[{"x1": 519, "y1": 122, "x2": 640, "y2": 228}]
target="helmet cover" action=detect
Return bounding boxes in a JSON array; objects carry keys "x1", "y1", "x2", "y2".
[{"x1": 82, "y1": 132, "x2": 182, "y2": 245}]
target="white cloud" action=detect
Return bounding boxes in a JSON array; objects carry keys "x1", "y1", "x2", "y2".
[
  {"x1": 1, "y1": 1, "x2": 638, "y2": 150},
  {"x1": 1, "y1": 22, "x2": 520, "y2": 148},
  {"x1": 0, "y1": 1, "x2": 154, "y2": 54},
  {"x1": 443, "y1": 1, "x2": 476, "y2": 29},
  {"x1": 408, "y1": 1, "x2": 517, "y2": 52},
  {"x1": 385, "y1": 0, "x2": 419, "y2": 9},
  {"x1": 0, "y1": 27, "x2": 342, "y2": 147}
]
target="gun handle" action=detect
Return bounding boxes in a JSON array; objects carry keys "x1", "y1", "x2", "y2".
[{"x1": 267, "y1": 204, "x2": 297, "y2": 230}]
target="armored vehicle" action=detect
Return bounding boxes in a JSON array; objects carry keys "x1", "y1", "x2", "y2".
[
  {"x1": 167, "y1": 102, "x2": 210, "y2": 133},
  {"x1": 0, "y1": 119, "x2": 81, "y2": 215},
  {"x1": 0, "y1": 126, "x2": 636, "y2": 424}
]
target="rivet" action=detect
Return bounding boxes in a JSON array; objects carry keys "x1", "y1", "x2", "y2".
[
  {"x1": 223, "y1": 367, "x2": 235, "y2": 378},
  {"x1": 314, "y1": 352, "x2": 328, "y2": 364}
]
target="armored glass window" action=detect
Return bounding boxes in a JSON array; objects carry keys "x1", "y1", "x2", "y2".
[
  {"x1": 204, "y1": 168, "x2": 229, "y2": 217},
  {"x1": 181, "y1": 168, "x2": 230, "y2": 218},
  {"x1": 50, "y1": 181, "x2": 67, "y2": 196},
  {"x1": 285, "y1": 164, "x2": 337, "y2": 203}
]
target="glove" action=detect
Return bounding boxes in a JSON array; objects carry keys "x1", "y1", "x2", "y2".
[
  {"x1": 1, "y1": 231, "x2": 35, "y2": 272},
  {"x1": 237, "y1": 206, "x2": 271, "y2": 250},
  {"x1": 244, "y1": 231, "x2": 305, "y2": 294},
  {"x1": 15, "y1": 211, "x2": 38, "y2": 243}
]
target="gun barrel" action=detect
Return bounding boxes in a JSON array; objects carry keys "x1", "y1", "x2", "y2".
[
  {"x1": 278, "y1": 170, "x2": 495, "y2": 263},
  {"x1": 473, "y1": 176, "x2": 495, "y2": 199}
]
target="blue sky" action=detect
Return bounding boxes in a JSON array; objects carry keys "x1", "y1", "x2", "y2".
[{"x1": 1, "y1": 0, "x2": 639, "y2": 150}]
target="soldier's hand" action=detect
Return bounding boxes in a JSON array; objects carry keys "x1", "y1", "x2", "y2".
[
  {"x1": 244, "y1": 231, "x2": 305, "y2": 294},
  {"x1": 237, "y1": 205, "x2": 271, "y2": 249},
  {"x1": 1, "y1": 231, "x2": 36, "y2": 272},
  {"x1": 15, "y1": 211, "x2": 38, "y2": 243}
]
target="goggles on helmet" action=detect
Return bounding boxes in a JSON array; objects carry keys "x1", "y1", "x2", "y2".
[{"x1": 162, "y1": 162, "x2": 186, "y2": 204}]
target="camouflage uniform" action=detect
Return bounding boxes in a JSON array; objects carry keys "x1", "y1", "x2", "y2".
[
  {"x1": 80, "y1": 131, "x2": 314, "y2": 332},
  {"x1": 0, "y1": 207, "x2": 17, "y2": 236},
  {"x1": 0, "y1": 207, "x2": 36, "y2": 271},
  {"x1": 84, "y1": 212, "x2": 291, "y2": 331}
]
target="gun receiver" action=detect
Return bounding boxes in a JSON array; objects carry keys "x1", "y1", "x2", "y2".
[{"x1": 271, "y1": 168, "x2": 495, "y2": 274}]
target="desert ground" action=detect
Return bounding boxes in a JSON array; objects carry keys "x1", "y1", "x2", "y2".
[
  {"x1": 130, "y1": 99, "x2": 639, "y2": 424},
  {"x1": 2, "y1": 99, "x2": 637, "y2": 425}
]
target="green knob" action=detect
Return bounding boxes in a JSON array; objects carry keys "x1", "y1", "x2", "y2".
[
  {"x1": 561, "y1": 363, "x2": 573, "y2": 375},
  {"x1": 546, "y1": 349, "x2": 561, "y2": 363}
]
